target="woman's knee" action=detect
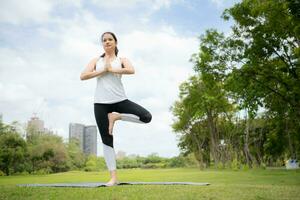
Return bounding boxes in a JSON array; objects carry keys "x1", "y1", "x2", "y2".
[
  {"x1": 141, "y1": 112, "x2": 152, "y2": 123},
  {"x1": 101, "y1": 134, "x2": 114, "y2": 148}
]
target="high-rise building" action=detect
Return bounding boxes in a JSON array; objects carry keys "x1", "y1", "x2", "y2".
[
  {"x1": 28, "y1": 115, "x2": 44, "y2": 132},
  {"x1": 83, "y1": 125, "x2": 97, "y2": 155},
  {"x1": 69, "y1": 123, "x2": 84, "y2": 150},
  {"x1": 26, "y1": 114, "x2": 52, "y2": 140},
  {"x1": 69, "y1": 123, "x2": 97, "y2": 155}
]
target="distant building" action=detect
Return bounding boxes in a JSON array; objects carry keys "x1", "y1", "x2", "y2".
[
  {"x1": 69, "y1": 123, "x2": 85, "y2": 150},
  {"x1": 26, "y1": 114, "x2": 53, "y2": 140},
  {"x1": 116, "y1": 151, "x2": 126, "y2": 159},
  {"x1": 28, "y1": 116, "x2": 44, "y2": 132},
  {"x1": 83, "y1": 126, "x2": 97, "y2": 155},
  {"x1": 69, "y1": 123, "x2": 97, "y2": 155}
]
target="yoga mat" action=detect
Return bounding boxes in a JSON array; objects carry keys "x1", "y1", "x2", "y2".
[{"x1": 17, "y1": 182, "x2": 210, "y2": 188}]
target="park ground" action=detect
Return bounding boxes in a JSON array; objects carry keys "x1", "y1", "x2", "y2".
[{"x1": 0, "y1": 168, "x2": 299, "y2": 200}]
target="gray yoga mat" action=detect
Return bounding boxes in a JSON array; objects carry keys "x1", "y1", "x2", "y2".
[{"x1": 17, "y1": 182, "x2": 210, "y2": 188}]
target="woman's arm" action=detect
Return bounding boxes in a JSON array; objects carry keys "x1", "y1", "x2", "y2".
[
  {"x1": 107, "y1": 57, "x2": 135, "y2": 75},
  {"x1": 80, "y1": 58, "x2": 107, "y2": 81}
]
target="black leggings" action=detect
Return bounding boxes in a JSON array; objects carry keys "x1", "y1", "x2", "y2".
[{"x1": 94, "y1": 99, "x2": 152, "y2": 148}]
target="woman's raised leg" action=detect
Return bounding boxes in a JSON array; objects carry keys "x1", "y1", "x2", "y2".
[{"x1": 108, "y1": 99, "x2": 152, "y2": 135}]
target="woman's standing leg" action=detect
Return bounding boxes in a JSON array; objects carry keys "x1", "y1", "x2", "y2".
[{"x1": 94, "y1": 103, "x2": 118, "y2": 186}]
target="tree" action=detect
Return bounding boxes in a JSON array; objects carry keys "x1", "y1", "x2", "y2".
[
  {"x1": 172, "y1": 29, "x2": 234, "y2": 167},
  {"x1": 84, "y1": 155, "x2": 97, "y2": 171},
  {"x1": 67, "y1": 138, "x2": 85, "y2": 170},
  {"x1": 172, "y1": 74, "x2": 233, "y2": 167},
  {"x1": 223, "y1": 0, "x2": 300, "y2": 160},
  {"x1": 0, "y1": 120, "x2": 28, "y2": 175},
  {"x1": 172, "y1": 0, "x2": 300, "y2": 168},
  {"x1": 27, "y1": 132, "x2": 70, "y2": 173}
]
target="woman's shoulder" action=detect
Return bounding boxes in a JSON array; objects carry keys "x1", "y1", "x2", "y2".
[
  {"x1": 119, "y1": 56, "x2": 133, "y2": 65},
  {"x1": 118, "y1": 56, "x2": 130, "y2": 62},
  {"x1": 93, "y1": 56, "x2": 103, "y2": 63},
  {"x1": 89, "y1": 57, "x2": 102, "y2": 69},
  {"x1": 90, "y1": 56, "x2": 101, "y2": 62}
]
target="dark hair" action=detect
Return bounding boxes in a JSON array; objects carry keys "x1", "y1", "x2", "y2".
[{"x1": 100, "y1": 32, "x2": 118, "y2": 58}]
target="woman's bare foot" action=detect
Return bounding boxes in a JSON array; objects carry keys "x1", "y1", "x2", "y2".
[
  {"x1": 106, "y1": 170, "x2": 119, "y2": 186},
  {"x1": 105, "y1": 178, "x2": 119, "y2": 187},
  {"x1": 108, "y1": 112, "x2": 121, "y2": 135}
]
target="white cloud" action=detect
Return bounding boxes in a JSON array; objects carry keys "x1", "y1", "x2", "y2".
[
  {"x1": 90, "y1": 0, "x2": 179, "y2": 25},
  {"x1": 0, "y1": 1, "x2": 199, "y2": 157},
  {"x1": 0, "y1": 0, "x2": 53, "y2": 24},
  {"x1": 91, "y1": 0, "x2": 142, "y2": 8},
  {"x1": 90, "y1": 0, "x2": 172, "y2": 10},
  {"x1": 210, "y1": 0, "x2": 224, "y2": 7},
  {"x1": 209, "y1": 0, "x2": 240, "y2": 8},
  {"x1": 151, "y1": 0, "x2": 172, "y2": 11},
  {"x1": 0, "y1": 0, "x2": 84, "y2": 25},
  {"x1": 119, "y1": 29, "x2": 196, "y2": 100}
]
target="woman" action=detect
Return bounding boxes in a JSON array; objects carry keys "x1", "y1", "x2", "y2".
[{"x1": 80, "y1": 32, "x2": 152, "y2": 186}]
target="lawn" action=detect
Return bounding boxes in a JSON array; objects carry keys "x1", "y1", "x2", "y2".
[{"x1": 0, "y1": 168, "x2": 299, "y2": 200}]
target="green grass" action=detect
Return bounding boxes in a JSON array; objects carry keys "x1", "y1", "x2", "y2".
[{"x1": 0, "y1": 168, "x2": 299, "y2": 200}]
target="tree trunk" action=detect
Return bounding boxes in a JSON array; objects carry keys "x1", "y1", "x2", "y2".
[
  {"x1": 244, "y1": 112, "x2": 255, "y2": 167},
  {"x1": 189, "y1": 129, "x2": 206, "y2": 169},
  {"x1": 207, "y1": 109, "x2": 219, "y2": 167},
  {"x1": 286, "y1": 118, "x2": 295, "y2": 159}
]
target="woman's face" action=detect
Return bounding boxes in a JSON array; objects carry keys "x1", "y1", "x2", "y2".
[{"x1": 102, "y1": 33, "x2": 116, "y2": 51}]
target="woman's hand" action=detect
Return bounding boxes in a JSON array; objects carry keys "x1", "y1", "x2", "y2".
[
  {"x1": 104, "y1": 63, "x2": 110, "y2": 72},
  {"x1": 104, "y1": 58, "x2": 112, "y2": 72},
  {"x1": 80, "y1": 57, "x2": 108, "y2": 80},
  {"x1": 103, "y1": 57, "x2": 135, "y2": 74},
  {"x1": 108, "y1": 57, "x2": 135, "y2": 74}
]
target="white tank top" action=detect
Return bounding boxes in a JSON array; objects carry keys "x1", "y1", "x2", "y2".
[{"x1": 94, "y1": 56, "x2": 127, "y2": 104}]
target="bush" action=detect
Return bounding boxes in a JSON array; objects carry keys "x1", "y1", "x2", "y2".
[
  {"x1": 96, "y1": 157, "x2": 106, "y2": 170},
  {"x1": 144, "y1": 153, "x2": 164, "y2": 164},
  {"x1": 167, "y1": 156, "x2": 186, "y2": 168},
  {"x1": 141, "y1": 163, "x2": 159, "y2": 169},
  {"x1": 0, "y1": 170, "x2": 5, "y2": 176},
  {"x1": 117, "y1": 157, "x2": 140, "y2": 169},
  {"x1": 0, "y1": 131, "x2": 28, "y2": 175},
  {"x1": 32, "y1": 168, "x2": 52, "y2": 175},
  {"x1": 84, "y1": 158, "x2": 97, "y2": 172},
  {"x1": 184, "y1": 153, "x2": 199, "y2": 167},
  {"x1": 141, "y1": 163, "x2": 167, "y2": 169},
  {"x1": 231, "y1": 158, "x2": 240, "y2": 171},
  {"x1": 217, "y1": 162, "x2": 225, "y2": 169},
  {"x1": 241, "y1": 164, "x2": 250, "y2": 171},
  {"x1": 13, "y1": 171, "x2": 29, "y2": 176},
  {"x1": 84, "y1": 167, "x2": 94, "y2": 172}
]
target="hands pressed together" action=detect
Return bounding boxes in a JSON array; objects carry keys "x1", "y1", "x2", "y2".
[
  {"x1": 103, "y1": 57, "x2": 124, "y2": 73},
  {"x1": 104, "y1": 58, "x2": 114, "y2": 73},
  {"x1": 80, "y1": 57, "x2": 133, "y2": 81}
]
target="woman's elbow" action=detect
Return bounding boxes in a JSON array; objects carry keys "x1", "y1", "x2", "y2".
[
  {"x1": 130, "y1": 68, "x2": 135, "y2": 74},
  {"x1": 80, "y1": 74, "x2": 86, "y2": 81},
  {"x1": 124, "y1": 69, "x2": 134, "y2": 74}
]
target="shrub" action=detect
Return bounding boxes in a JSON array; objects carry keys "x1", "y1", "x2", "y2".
[{"x1": 231, "y1": 158, "x2": 240, "y2": 171}]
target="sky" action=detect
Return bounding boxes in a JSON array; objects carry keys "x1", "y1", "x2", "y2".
[{"x1": 0, "y1": 0, "x2": 240, "y2": 157}]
